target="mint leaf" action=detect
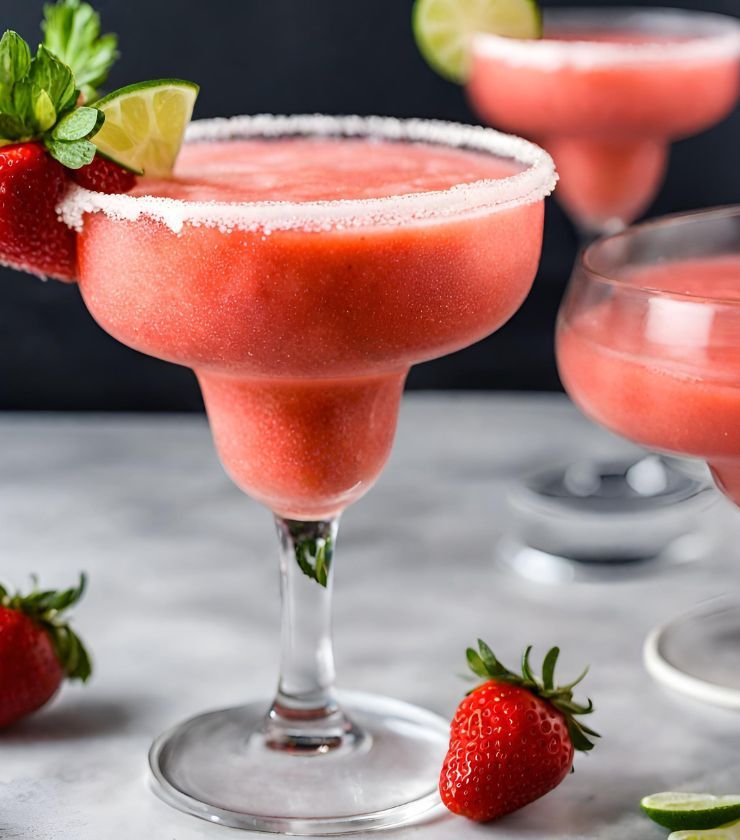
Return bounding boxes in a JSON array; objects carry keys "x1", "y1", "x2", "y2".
[
  {"x1": 27, "y1": 45, "x2": 77, "y2": 115},
  {"x1": 8, "y1": 82, "x2": 35, "y2": 137},
  {"x1": 0, "y1": 31, "x2": 31, "y2": 115},
  {"x1": 0, "y1": 31, "x2": 31, "y2": 85},
  {"x1": 52, "y1": 104, "x2": 102, "y2": 141},
  {"x1": 33, "y1": 88, "x2": 57, "y2": 132},
  {"x1": 42, "y1": 0, "x2": 118, "y2": 102},
  {"x1": 0, "y1": 23, "x2": 105, "y2": 156},
  {"x1": 0, "y1": 113, "x2": 27, "y2": 140},
  {"x1": 0, "y1": 43, "x2": 78, "y2": 139},
  {"x1": 45, "y1": 136, "x2": 95, "y2": 168}
]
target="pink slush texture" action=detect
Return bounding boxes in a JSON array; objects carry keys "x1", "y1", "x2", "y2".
[
  {"x1": 78, "y1": 138, "x2": 545, "y2": 518},
  {"x1": 558, "y1": 257, "x2": 740, "y2": 505}
]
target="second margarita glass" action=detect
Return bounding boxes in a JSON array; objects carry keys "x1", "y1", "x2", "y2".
[
  {"x1": 468, "y1": 7, "x2": 740, "y2": 236},
  {"x1": 557, "y1": 206, "x2": 740, "y2": 705}
]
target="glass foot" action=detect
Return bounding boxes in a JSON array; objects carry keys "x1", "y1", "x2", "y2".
[
  {"x1": 498, "y1": 456, "x2": 716, "y2": 583},
  {"x1": 644, "y1": 600, "x2": 740, "y2": 710},
  {"x1": 149, "y1": 691, "x2": 449, "y2": 834}
]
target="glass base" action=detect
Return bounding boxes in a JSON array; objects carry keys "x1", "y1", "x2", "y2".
[
  {"x1": 644, "y1": 600, "x2": 740, "y2": 710},
  {"x1": 498, "y1": 456, "x2": 716, "y2": 584},
  {"x1": 149, "y1": 691, "x2": 449, "y2": 834}
]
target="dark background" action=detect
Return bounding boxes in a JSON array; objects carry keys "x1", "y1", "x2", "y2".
[{"x1": 2, "y1": 0, "x2": 739, "y2": 410}]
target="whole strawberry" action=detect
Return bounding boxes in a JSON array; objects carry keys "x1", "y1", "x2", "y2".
[
  {"x1": 0, "y1": 4, "x2": 134, "y2": 280},
  {"x1": 440, "y1": 641, "x2": 599, "y2": 822},
  {"x1": 0, "y1": 574, "x2": 91, "y2": 728},
  {"x1": 0, "y1": 143, "x2": 78, "y2": 281}
]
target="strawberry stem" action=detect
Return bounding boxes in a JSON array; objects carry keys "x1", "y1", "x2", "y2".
[
  {"x1": 464, "y1": 639, "x2": 600, "y2": 753},
  {"x1": 1, "y1": 573, "x2": 92, "y2": 682}
]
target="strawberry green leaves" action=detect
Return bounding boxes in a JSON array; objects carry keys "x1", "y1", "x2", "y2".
[
  {"x1": 42, "y1": 0, "x2": 118, "y2": 103},
  {"x1": 46, "y1": 103, "x2": 103, "y2": 167},
  {"x1": 0, "y1": 573, "x2": 92, "y2": 682},
  {"x1": 465, "y1": 640, "x2": 600, "y2": 753}
]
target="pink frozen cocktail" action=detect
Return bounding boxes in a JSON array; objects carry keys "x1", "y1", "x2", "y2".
[
  {"x1": 558, "y1": 206, "x2": 740, "y2": 711},
  {"x1": 67, "y1": 117, "x2": 550, "y2": 520},
  {"x1": 60, "y1": 115, "x2": 556, "y2": 833},
  {"x1": 468, "y1": 9, "x2": 740, "y2": 234},
  {"x1": 557, "y1": 208, "x2": 740, "y2": 505}
]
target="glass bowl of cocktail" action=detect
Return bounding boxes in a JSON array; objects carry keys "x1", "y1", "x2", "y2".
[
  {"x1": 415, "y1": 0, "x2": 739, "y2": 235},
  {"x1": 465, "y1": 5, "x2": 740, "y2": 237},
  {"x1": 557, "y1": 206, "x2": 740, "y2": 706},
  {"x1": 60, "y1": 114, "x2": 557, "y2": 833}
]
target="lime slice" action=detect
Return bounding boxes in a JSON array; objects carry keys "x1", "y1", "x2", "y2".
[
  {"x1": 92, "y1": 79, "x2": 199, "y2": 176},
  {"x1": 668, "y1": 821, "x2": 740, "y2": 840},
  {"x1": 412, "y1": 0, "x2": 542, "y2": 83},
  {"x1": 642, "y1": 794, "x2": 740, "y2": 831}
]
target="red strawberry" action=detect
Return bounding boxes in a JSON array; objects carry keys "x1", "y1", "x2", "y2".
[
  {"x1": 440, "y1": 641, "x2": 599, "y2": 822},
  {"x1": 0, "y1": 574, "x2": 92, "y2": 728},
  {"x1": 0, "y1": 142, "x2": 78, "y2": 282},
  {"x1": 71, "y1": 155, "x2": 137, "y2": 194}
]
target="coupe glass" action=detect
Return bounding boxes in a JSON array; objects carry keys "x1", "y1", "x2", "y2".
[
  {"x1": 60, "y1": 115, "x2": 556, "y2": 833},
  {"x1": 556, "y1": 206, "x2": 740, "y2": 704},
  {"x1": 467, "y1": 7, "x2": 740, "y2": 237},
  {"x1": 467, "y1": 9, "x2": 739, "y2": 577}
]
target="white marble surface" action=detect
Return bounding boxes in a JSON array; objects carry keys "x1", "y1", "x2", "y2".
[{"x1": 1, "y1": 394, "x2": 739, "y2": 840}]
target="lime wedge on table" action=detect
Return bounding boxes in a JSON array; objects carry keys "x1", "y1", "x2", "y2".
[
  {"x1": 668, "y1": 821, "x2": 740, "y2": 840},
  {"x1": 412, "y1": 0, "x2": 542, "y2": 83},
  {"x1": 92, "y1": 79, "x2": 199, "y2": 176},
  {"x1": 642, "y1": 793, "x2": 740, "y2": 831}
]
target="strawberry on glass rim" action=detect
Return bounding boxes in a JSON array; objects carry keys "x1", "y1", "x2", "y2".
[
  {"x1": 440, "y1": 640, "x2": 599, "y2": 822},
  {"x1": 0, "y1": 0, "x2": 198, "y2": 281}
]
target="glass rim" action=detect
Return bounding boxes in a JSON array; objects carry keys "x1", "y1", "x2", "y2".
[
  {"x1": 580, "y1": 205, "x2": 740, "y2": 307},
  {"x1": 59, "y1": 114, "x2": 557, "y2": 235},
  {"x1": 472, "y1": 7, "x2": 740, "y2": 70}
]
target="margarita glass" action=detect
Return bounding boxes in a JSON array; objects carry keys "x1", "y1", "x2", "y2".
[
  {"x1": 557, "y1": 206, "x2": 740, "y2": 701},
  {"x1": 468, "y1": 8, "x2": 740, "y2": 236},
  {"x1": 61, "y1": 114, "x2": 556, "y2": 833}
]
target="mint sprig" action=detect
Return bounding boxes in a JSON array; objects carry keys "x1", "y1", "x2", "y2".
[
  {"x1": 0, "y1": 35, "x2": 76, "y2": 135},
  {"x1": 0, "y1": 0, "x2": 120, "y2": 169},
  {"x1": 0, "y1": 29, "x2": 102, "y2": 168},
  {"x1": 42, "y1": 0, "x2": 118, "y2": 103}
]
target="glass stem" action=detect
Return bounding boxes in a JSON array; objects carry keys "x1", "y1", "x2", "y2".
[
  {"x1": 263, "y1": 516, "x2": 361, "y2": 753},
  {"x1": 576, "y1": 219, "x2": 625, "y2": 252}
]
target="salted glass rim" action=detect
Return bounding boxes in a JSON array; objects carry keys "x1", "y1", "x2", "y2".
[
  {"x1": 580, "y1": 205, "x2": 740, "y2": 308},
  {"x1": 58, "y1": 114, "x2": 557, "y2": 235},
  {"x1": 472, "y1": 7, "x2": 740, "y2": 70}
]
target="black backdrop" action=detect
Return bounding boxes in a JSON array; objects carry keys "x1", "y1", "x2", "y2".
[{"x1": 2, "y1": 0, "x2": 739, "y2": 410}]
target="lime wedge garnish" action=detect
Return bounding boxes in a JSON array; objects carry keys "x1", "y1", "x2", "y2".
[
  {"x1": 412, "y1": 0, "x2": 542, "y2": 83},
  {"x1": 642, "y1": 793, "x2": 740, "y2": 832},
  {"x1": 92, "y1": 79, "x2": 199, "y2": 176}
]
